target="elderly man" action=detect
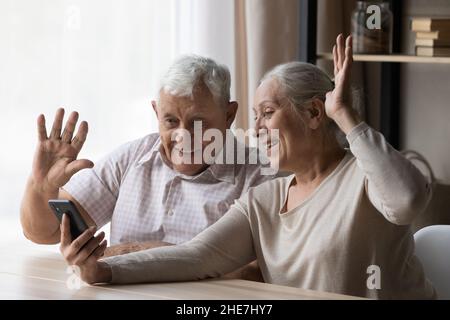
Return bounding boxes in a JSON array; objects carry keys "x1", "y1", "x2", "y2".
[{"x1": 20, "y1": 55, "x2": 276, "y2": 280}]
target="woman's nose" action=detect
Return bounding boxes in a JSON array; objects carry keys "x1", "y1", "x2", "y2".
[{"x1": 254, "y1": 118, "x2": 267, "y2": 136}]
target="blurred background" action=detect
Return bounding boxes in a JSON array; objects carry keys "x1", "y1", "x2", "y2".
[
  {"x1": 1, "y1": 0, "x2": 450, "y2": 245},
  {"x1": 0, "y1": 0, "x2": 237, "y2": 220}
]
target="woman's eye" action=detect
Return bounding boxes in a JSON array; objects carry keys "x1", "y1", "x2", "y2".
[{"x1": 263, "y1": 111, "x2": 274, "y2": 118}]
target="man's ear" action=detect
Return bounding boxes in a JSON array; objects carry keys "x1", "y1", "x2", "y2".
[
  {"x1": 151, "y1": 100, "x2": 159, "y2": 118},
  {"x1": 306, "y1": 98, "x2": 325, "y2": 130},
  {"x1": 226, "y1": 101, "x2": 238, "y2": 128}
]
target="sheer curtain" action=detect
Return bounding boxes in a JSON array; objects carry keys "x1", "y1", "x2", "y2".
[
  {"x1": 0, "y1": 0, "x2": 300, "y2": 236},
  {"x1": 235, "y1": 0, "x2": 299, "y2": 130},
  {"x1": 0, "y1": 0, "x2": 235, "y2": 221}
]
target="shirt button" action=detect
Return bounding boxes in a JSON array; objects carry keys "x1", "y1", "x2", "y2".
[{"x1": 167, "y1": 210, "x2": 174, "y2": 216}]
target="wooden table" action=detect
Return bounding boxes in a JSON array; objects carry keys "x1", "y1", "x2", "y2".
[{"x1": 0, "y1": 243, "x2": 361, "y2": 300}]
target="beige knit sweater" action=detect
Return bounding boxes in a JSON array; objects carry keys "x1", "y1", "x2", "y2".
[{"x1": 102, "y1": 122, "x2": 436, "y2": 299}]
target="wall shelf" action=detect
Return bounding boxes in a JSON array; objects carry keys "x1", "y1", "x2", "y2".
[
  {"x1": 317, "y1": 53, "x2": 450, "y2": 64},
  {"x1": 298, "y1": 0, "x2": 447, "y2": 149}
]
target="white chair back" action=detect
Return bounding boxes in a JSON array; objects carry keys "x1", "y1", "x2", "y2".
[{"x1": 414, "y1": 225, "x2": 450, "y2": 299}]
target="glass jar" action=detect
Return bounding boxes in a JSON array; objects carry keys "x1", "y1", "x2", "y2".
[{"x1": 351, "y1": 1, "x2": 393, "y2": 54}]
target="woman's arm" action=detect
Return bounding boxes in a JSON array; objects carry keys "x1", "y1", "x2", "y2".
[
  {"x1": 60, "y1": 205, "x2": 256, "y2": 284},
  {"x1": 345, "y1": 122, "x2": 431, "y2": 225},
  {"x1": 102, "y1": 240, "x2": 173, "y2": 257},
  {"x1": 326, "y1": 35, "x2": 431, "y2": 225}
]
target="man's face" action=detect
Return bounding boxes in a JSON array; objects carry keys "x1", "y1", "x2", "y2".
[{"x1": 152, "y1": 83, "x2": 237, "y2": 176}]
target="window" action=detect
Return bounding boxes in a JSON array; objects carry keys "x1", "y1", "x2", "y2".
[{"x1": 0, "y1": 0, "x2": 235, "y2": 222}]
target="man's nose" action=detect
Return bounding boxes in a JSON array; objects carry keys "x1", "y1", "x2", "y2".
[
  {"x1": 173, "y1": 125, "x2": 190, "y2": 140},
  {"x1": 173, "y1": 125, "x2": 201, "y2": 147}
]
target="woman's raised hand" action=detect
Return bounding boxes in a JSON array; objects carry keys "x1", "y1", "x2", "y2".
[
  {"x1": 325, "y1": 34, "x2": 353, "y2": 118},
  {"x1": 325, "y1": 34, "x2": 360, "y2": 134}
]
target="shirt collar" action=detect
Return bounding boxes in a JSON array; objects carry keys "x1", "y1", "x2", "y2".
[
  {"x1": 136, "y1": 135, "x2": 236, "y2": 184},
  {"x1": 136, "y1": 136, "x2": 162, "y2": 165}
]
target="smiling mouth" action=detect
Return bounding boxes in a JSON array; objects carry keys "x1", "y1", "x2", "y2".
[
  {"x1": 264, "y1": 140, "x2": 279, "y2": 151},
  {"x1": 173, "y1": 146, "x2": 202, "y2": 155}
]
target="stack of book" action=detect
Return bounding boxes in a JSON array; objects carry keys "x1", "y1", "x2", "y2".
[{"x1": 411, "y1": 17, "x2": 450, "y2": 57}]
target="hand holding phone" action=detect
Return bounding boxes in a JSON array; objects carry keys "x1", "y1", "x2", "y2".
[
  {"x1": 57, "y1": 201, "x2": 109, "y2": 285},
  {"x1": 48, "y1": 199, "x2": 88, "y2": 240}
]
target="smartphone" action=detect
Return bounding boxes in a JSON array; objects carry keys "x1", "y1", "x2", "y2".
[{"x1": 48, "y1": 199, "x2": 89, "y2": 239}]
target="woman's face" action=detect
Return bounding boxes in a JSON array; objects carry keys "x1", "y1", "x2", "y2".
[{"x1": 253, "y1": 78, "x2": 311, "y2": 172}]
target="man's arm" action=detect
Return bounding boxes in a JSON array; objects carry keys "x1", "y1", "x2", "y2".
[
  {"x1": 21, "y1": 181, "x2": 96, "y2": 244},
  {"x1": 20, "y1": 177, "x2": 60, "y2": 244}
]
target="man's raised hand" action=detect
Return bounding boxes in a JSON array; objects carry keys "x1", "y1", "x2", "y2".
[{"x1": 32, "y1": 108, "x2": 93, "y2": 193}]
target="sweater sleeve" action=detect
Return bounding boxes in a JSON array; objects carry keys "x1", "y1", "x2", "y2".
[
  {"x1": 347, "y1": 122, "x2": 432, "y2": 225},
  {"x1": 100, "y1": 207, "x2": 256, "y2": 284}
]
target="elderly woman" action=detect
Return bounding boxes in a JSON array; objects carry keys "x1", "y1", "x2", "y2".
[{"x1": 60, "y1": 35, "x2": 435, "y2": 299}]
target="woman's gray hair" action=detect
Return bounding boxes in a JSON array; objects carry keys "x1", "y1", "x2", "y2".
[
  {"x1": 261, "y1": 62, "x2": 361, "y2": 146},
  {"x1": 261, "y1": 62, "x2": 335, "y2": 106},
  {"x1": 159, "y1": 54, "x2": 231, "y2": 106}
]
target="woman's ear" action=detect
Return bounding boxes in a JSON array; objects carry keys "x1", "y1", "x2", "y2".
[{"x1": 306, "y1": 98, "x2": 325, "y2": 130}]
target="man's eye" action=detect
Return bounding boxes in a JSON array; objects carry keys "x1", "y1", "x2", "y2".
[
  {"x1": 196, "y1": 121, "x2": 208, "y2": 128},
  {"x1": 165, "y1": 119, "x2": 178, "y2": 126}
]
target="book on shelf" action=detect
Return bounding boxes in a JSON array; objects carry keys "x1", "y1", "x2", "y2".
[
  {"x1": 416, "y1": 31, "x2": 450, "y2": 40},
  {"x1": 416, "y1": 46, "x2": 450, "y2": 57},
  {"x1": 411, "y1": 17, "x2": 450, "y2": 32},
  {"x1": 415, "y1": 38, "x2": 450, "y2": 47}
]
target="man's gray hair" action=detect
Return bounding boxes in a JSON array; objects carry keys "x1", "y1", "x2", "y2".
[{"x1": 160, "y1": 54, "x2": 231, "y2": 105}]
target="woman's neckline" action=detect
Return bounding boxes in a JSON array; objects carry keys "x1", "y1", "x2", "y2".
[{"x1": 279, "y1": 149, "x2": 351, "y2": 216}]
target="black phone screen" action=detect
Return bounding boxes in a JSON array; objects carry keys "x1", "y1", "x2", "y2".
[{"x1": 48, "y1": 199, "x2": 88, "y2": 239}]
